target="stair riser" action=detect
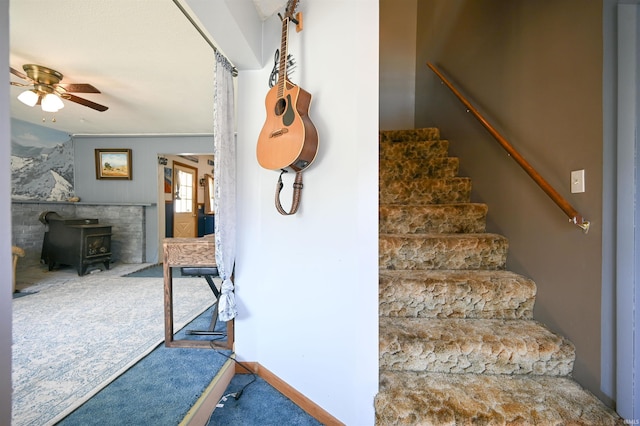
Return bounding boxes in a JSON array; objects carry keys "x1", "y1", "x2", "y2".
[
  {"x1": 380, "y1": 157, "x2": 459, "y2": 183},
  {"x1": 380, "y1": 178, "x2": 471, "y2": 205},
  {"x1": 380, "y1": 140, "x2": 449, "y2": 162},
  {"x1": 380, "y1": 128, "x2": 440, "y2": 142},
  {"x1": 379, "y1": 235, "x2": 508, "y2": 270},
  {"x1": 379, "y1": 272, "x2": 535, "y2": 319},
  {"x1": 379, "y1": 204, "x2": 487, "y2": 234},
  {"x1": 379, "y1": 318, "x2": 575, "y2": 376}
]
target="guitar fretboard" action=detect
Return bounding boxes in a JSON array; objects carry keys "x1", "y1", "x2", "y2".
[{"x1": 277, "y1": 16, "x2": 290, "y2": 99}]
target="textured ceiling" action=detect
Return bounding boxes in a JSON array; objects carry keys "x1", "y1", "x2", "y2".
[
  {"x1": 252, "y1": 0, "x2": 287, "y2": 20},
  {"x1": 8, "y1": 0, "x2": 286, "y2": 136}
]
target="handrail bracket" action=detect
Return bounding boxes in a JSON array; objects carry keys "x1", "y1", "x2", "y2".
[{"x1": 572, "y1": 217, "x2": 590, "y2": 234}]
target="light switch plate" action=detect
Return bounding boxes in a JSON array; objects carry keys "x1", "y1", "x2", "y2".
[{"x1": 571, "y1": 170, "x2": 585, "y2": 193}]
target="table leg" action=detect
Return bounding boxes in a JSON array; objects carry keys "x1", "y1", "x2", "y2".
[{"x1": 163, "y1": 263, "x2": 174, "y2": 346}]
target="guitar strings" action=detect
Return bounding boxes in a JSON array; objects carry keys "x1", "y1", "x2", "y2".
[{"x1": 268, "y1": 49, "x2": 297, "y2": 88}]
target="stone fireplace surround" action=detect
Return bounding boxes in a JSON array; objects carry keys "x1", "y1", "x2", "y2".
[{"x1": 12, "y1": 201, "x2": 152, "y2": 270}]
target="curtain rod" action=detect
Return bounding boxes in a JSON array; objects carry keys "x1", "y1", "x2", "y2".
[
  {"x1": 71, "y1": 133, "x2": 215, "y2": 138},
  {"x1": 172, "y1": 0, "x2": 239, "y2": 76}
]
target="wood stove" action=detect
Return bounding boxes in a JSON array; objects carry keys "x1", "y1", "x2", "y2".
[{"x1": 40, "y1": 211, "x2": 112, "y2": 276}]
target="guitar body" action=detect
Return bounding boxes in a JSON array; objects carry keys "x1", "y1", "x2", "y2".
[{"x1": 257, "y1": 79, "x2": 318, "y2": 172}]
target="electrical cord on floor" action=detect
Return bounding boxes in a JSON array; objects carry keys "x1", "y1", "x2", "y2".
[
  {"x1": 205, "y1": 347, "x2": 258, "y2": 426},
  {"x1": 210, "y1": 343, "x2": 257, "y2": 401}
]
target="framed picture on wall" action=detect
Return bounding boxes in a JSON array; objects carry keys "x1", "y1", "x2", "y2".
[{"x1": 95, "y1": 149, "x2": 132, "y2": 180}]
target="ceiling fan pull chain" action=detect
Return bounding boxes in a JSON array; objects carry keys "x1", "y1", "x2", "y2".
[{"x1": 275, "y1": 170, "x2": 303, "y2": 215}]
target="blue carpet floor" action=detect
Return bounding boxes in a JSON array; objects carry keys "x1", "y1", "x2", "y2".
[
  {"x1": 56, "y1": 302, "x2": 324, "y2": 425},
  {"x1": 207, "y1": 374, "x2": 323, "y2": 426},
  {"x1": 58, "y1": 306, "x2": 231, "y2": 425}
]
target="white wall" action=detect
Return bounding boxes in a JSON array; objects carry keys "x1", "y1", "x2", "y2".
[
  {"x1": 1, "y1": 0, "x2": 12, "y2": 422},
  {"x1": 233, "y1": 1, "x2": 379, "y2": 423}
]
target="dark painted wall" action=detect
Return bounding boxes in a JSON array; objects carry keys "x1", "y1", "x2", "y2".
[{"x1": 413, "y1": 0, "x2": 607, "y2": 404}]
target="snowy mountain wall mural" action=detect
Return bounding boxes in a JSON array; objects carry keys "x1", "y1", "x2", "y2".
[{"x1": 11, "y1": 119, "x2": 74, "y2": 201}]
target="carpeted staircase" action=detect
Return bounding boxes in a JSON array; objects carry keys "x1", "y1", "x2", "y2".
[{"x1": 375, "y1": 128, "x2": 624, "y2": 425}]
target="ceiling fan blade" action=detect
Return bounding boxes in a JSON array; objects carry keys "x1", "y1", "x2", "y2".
[
  {"x1": 60, "y1": 93, "x2": 108, "y2": 112},
  {"x1": 10, "y1": 66, "x2": 28, "y2": 80},
  {"x1": 57, "y1": 83, "x2": 101, "y2": 93}
]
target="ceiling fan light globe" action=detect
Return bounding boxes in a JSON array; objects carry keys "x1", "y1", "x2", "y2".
[
  {"x1": 41, "y1": 93, "x2": 64, "y2": 112},
  {"x1": 17, "y1": 90, "x2": 39, "y2": 107}
]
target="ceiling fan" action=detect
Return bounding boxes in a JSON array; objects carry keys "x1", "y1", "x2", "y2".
[{"x1": 10, "y1": 64, "x2": 108, "y2": 112}]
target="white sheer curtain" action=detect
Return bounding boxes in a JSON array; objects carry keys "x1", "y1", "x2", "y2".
[{"x1": 213, "y1": 52, "x2": 237, "y2": 321}]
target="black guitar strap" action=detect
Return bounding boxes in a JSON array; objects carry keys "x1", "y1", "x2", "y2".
[{"x1": 275, "y1": 169, "x2": 303, "y2": 215}]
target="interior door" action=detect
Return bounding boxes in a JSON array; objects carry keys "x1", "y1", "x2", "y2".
[{"x1": 172, "y1": 161, "x2": 197, "y2": 238}]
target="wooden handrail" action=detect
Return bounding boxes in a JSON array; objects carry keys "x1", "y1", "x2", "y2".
[{"x1": 427, "y1": 62, "x2": 590, "y2": 233}]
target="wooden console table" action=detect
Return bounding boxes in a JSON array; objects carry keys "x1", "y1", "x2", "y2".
[{"x1": 163, "y1": 236, "x2": 233, "y2": 349}]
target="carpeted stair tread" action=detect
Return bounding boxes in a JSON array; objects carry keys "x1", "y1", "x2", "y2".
[
  {"x1": 380, "y1": 177, "x2": 471, "y2": 205},
  {"x1": 379, "y1": 233, "x2": 508, "y2": 270},
  {"x1": 380, "y1": 128, "x2": 440, "y2": 142},
  {"x1": 380, "y1": 156, "x2": 459, "y2": 183},
  {"x1": 375, "y1": 371, "x2": 625, "y2": 426},
  {"x1": 379, "y1": 317, "x2": 575, "y2": 376},
  {"x1": 379, "y1": 203, "x2": 487, "y2": 234},
  {"x1": 379, "y1": 270, "x2": 535, "y2": 319}
]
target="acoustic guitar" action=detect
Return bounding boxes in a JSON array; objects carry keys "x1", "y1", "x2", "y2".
[{"x1": 256, "y1": 0, "x2": 318, "y2": 172}]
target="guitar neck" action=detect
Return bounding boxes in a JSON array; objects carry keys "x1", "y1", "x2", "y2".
[{"x1": 277, "y1": 17, "x2": 290, "y2": 97}]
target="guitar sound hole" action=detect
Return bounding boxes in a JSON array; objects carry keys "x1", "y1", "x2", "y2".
[{"x1": 275, "y1": 98, "x2": 287, "y2": 116}]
